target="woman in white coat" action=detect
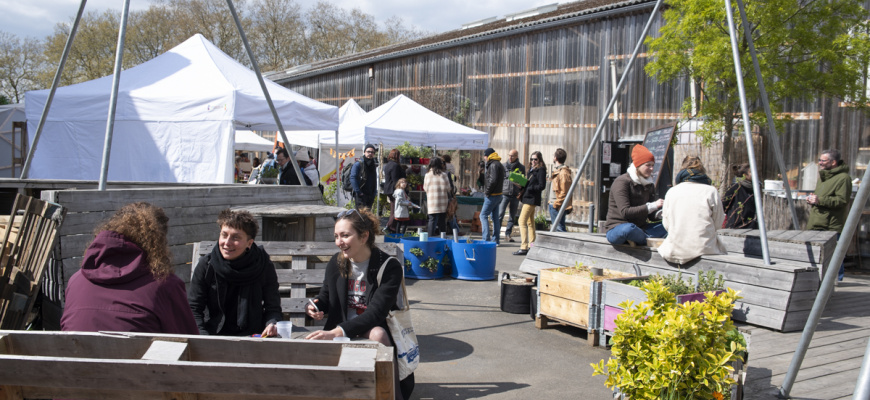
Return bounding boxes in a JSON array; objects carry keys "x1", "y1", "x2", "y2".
[{"x1": 657, "y1": 156, "x2": 727, "y2": 264}]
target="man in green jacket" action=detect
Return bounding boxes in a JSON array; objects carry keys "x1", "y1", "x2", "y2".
[{"x1": 806, "y1": 149, "x2": 851, "y2": 283}]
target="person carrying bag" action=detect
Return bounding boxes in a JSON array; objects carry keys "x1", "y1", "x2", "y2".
[{"x1": 377, "y1": 257, "x2": 420, "y2": 380}]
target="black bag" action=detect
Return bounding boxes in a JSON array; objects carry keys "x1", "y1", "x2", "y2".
[{"x1": 341, "y1": 161, "x2": 365, "y2": 192}]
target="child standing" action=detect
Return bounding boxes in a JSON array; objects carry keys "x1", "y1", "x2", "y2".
[{"x1": 393, "y1": 178, "x2": 419, "y2": 234}]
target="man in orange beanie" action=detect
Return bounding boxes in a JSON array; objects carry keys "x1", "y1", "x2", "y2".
[{"x1": 602, "y1": 144, "x2": 667, "y2": 246}]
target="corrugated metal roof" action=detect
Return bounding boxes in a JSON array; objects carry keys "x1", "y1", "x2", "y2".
[{"x1": 269, "y1": 0, "x2": 655, "y2": 83}]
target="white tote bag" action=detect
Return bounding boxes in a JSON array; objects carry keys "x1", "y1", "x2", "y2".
[{"x1": 377, "y1": 257, "x2": 419, "y2": 380}]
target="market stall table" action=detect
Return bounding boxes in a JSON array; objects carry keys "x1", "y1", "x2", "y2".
[{"x1": 232, "y1": 204, "x2": 346, "y2": 241}]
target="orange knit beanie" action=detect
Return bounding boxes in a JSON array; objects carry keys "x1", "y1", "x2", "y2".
[{"x1": 632, "y1": 145, "x2": 654, "y2": 167}]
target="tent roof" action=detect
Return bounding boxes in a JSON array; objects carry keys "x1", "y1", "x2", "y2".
[
  {"x1": 319, "y1": 99, "x2": 367, "y2": 147},
  {"x1": 25, "y1": 34, "x2": 338, "y2": 132},
  {"x1": 364, "y1": 95, "x2": 488, "y2": 150},
  {"x1": 234, "y1": 130, "x2": 273, "y2": 152}
]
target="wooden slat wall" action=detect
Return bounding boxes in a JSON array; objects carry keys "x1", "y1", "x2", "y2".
[
  {"x1": 41, "y1": 185, "x2": 330, "y2": 304},
  {"x1": 520, "y1": 232, "x2": 821, "y2": 332}
]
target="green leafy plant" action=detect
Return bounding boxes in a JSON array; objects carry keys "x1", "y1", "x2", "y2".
[
  {"x1": 406, "y1": 173, "x2": 423, "y2": 187},
  {"x1": 323, "y1": 180, "x2": 338, "y2": 206},
  {"x1": 592, "y1": 281, "x2": 744, "y2": 399},
  {"x1": 534, "y1": 212, "x2": 548, "y2": 228},
  {"x1": 465, "y1": 237, "x2": 473, "y2": 244},
  {"x1": 260, "y1": 166, "x2": 278, "y2": 178},
  {"x1": 648, "y1": 271, "x2": 726, "y2": 296},
  {"x1": 404, "y1": 230, "x2": 419, "y2": 237},
  {"x1": 404, "y1": 259, "x2": 412, "y2": 270},
  {"x1": 420, "y1": 257, "x2": 439, "y2": 272},
  {"x1": 409, "y1": 247, "x2": 424, "y2": 257}
]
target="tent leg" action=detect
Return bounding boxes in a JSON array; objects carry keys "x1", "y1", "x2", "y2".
[
  {"x1": 224, "y1": 0, "x2": 307, "y2": 187},
  {"x1": 20, "y1": 0, "x2": 88, "y2": 180},
  {"x1": 97, "y1": 0, "x2": 131, "y2": 191}
]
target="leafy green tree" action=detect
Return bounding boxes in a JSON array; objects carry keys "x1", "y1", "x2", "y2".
[{"x1": 645, "y1": 0, "x2": 870, "y2": 187}]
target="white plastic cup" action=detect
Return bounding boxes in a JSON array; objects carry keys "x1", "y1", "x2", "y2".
[
  {"x1": 420, "y1": 232, "x2": 428, "y2": 241},
  {"x1": 276, "y1": 321, "x2": 293, "y2": 338},
  {"x1": 333, "y1": 336, "x2": 351, "y2": 342}
]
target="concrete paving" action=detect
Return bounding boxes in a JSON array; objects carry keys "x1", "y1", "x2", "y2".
[{"x1": 399, "y1": 235, "x2": 615, "y2": 399}]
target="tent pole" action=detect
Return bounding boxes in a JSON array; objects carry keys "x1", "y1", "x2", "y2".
[
  {"x1": 376, "y1": 142, "x2": 383, "y2": 216},
  {"x1": 336, "y1": 131, "x2": 340, "y2": 206},
  {"x1": 97, "y1": 0, "x2": 131, "y2": 191},
  {"x1": 225, "y1": 0, "x2": 307, "y2": 187},
  {"x1": 725, "y1": 0, "x2": 771, "y2": 265},
  {"x1": 735, "y1": 0, "x2": 800, "y2": 230},
  {"x1": 20, "y1": 0, "x2": 88, "y2": 180},
  {"x1": 550, "y1": 0, "x2": 664, "y2": 232}
]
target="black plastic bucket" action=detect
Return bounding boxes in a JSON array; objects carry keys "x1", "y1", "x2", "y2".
[{"x1": 500, "y1": 272, "x2": 535, "y2": 314}]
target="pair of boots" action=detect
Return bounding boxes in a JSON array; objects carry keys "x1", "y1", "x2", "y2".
[{"x1": 504, "y1": 232, "x2": 515, "y2": 243}]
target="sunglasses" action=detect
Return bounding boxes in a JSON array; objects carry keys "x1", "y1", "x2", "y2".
[
  {"x1": 530, "y1": 158, "x2": 539, "y2": 161},
  {"x1": 335, "y1": 208, "x2": 371, "y2": 228}
]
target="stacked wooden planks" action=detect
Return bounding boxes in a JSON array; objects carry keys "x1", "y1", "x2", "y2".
[
  {"x1": 520, "y1": 231, "x2": 828, "y2": 332},
  {"x1": 0, "y1": 330, "x2": 395, "y2": 399}
]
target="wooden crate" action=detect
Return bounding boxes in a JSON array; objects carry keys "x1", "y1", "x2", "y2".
[
  {"x1": 0, "y1": 330, "x2": 394, "y2": 400},
  {"x1": 536, "y1": 267, "x2": 634, "y2": 345}
]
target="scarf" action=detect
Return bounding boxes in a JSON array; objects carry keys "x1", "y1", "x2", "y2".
[
  {"x1": 209, "y1": 243, "x2": 267, "y2": 330},
  {"x1": 738, "y1": 178, "x2": 752, "y2": 189},
  {"x1": 627, "y1": 164, "x2": 653, "y2": 186},
  {"x1": 676, "y1": 168, "x2": 712, "y2": 185},
  {"x1": 364, "y1": 157, "x2": 375, "y2": 169}
]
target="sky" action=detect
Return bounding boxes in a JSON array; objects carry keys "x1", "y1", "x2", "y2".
[{"x1": 1, "y1": 0, "x2": 565, "y2": 40}]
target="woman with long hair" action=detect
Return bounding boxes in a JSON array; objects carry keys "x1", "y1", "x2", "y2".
[
  {"x1": 722, "y1": 163, "x2": 758, "y2": 229},
  {"x1": 423, "y1": 157, "x2": 451, "y2": 236},
  {"x1": 305, "y1": 207, "x2": 413, "y2": 399},
  {"x1": 657, "y1": 156, "x2": 727, "y2": 264},
  {"x1": 61, "y1": 202, "x2": 198, "y2": 334},
  {"x1": 514, "y1": 151, "x2": 548, "y2": 256},
  {"x1": 188, "y1": 209, "x2": 282, "y2": 337}
]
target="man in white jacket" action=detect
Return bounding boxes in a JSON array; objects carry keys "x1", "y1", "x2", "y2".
[{"x1": 658, "y1": 156, "x2": 727, "y2": 264}]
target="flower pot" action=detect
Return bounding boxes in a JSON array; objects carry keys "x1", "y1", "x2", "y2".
[
  {"x1": 420, "y1": 158, "x2": 430, "y2": 165},
  {"x1": 448, "y1": 240, "x2": 496, "y2": 280},
  {"x1": 500, "y1": 272, "x2": 535, "y2": 314},
  {"x1": 260, "y1": 177, "x2": 277, "y2": 185},
  {"x1": 535, "y1": 222, "x2": 548, "y2": 230},
  {"x1": 401, "y1": 237, "x2": 448, "y2": 279},
  {"x1": 539, "y1": 267, "x2": 631, "y2": 330}
]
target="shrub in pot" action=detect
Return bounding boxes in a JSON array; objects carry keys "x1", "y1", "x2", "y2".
[{"x1": 592, "y1": 280, "x2": 745, "y2": 399}]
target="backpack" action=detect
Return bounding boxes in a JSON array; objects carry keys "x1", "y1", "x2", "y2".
[{"x1": 341, "y1": 161, "x2": 366, "y2": 192}]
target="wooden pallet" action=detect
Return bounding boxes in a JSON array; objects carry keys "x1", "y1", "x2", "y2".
[
  {"x1": 535, "y1": 313, "x2": 600, "y2": 346},
  {"x1": 0, "y1": 194, "x2": 65, "y2": 330},
  {"x1": 0, "y1": 330, "x2": 394, "y2": 399}
]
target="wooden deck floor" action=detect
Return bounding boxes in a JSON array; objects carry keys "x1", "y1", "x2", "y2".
[{"x1": 743, "y1": 273, "x2": 870, "y2": 399}]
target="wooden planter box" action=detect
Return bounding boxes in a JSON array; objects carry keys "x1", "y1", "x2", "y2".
[
  {"x1": 0, "y1": 330, "x2": 395, "y2": 400},
  {"x1": 536, "y1": 267, "x2": 633, "y2": 345}
]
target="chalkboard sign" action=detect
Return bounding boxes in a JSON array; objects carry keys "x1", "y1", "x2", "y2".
[{"x1": 641, "y1": 122, "x2": 678, "y2": 188}]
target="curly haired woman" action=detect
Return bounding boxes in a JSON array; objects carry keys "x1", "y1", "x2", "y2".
[{"x1": 61, "y1": 202, "x2": 198, "y2": 334}]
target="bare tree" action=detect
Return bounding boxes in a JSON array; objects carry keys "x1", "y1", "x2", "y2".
[
  {"x1": 161, "y1": 0, "x2": 251, "y2": 64},
  {"x1": 126, "y1": 5, "x2": 187, "y2": 65},
  {"x1": 0, "y1": 32, "x2": 44, "y2": 103},
  {"x1": 249, "y1": 0, "x2": 306, "y2": 71},
  {"x1": 40, "y1": 10, "x2": 126, "y2": 87}
]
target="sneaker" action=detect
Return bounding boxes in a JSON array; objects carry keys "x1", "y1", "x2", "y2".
[{"x1": 513, "y1": 249, "x2": 529, "y2": 256}]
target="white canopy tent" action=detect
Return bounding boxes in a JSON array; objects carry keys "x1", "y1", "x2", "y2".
[
  {"x1": 234, "y1": 130, "x2": 274, "y2": 152},
  {"x1": 0, "y1": 104, "x2": 25, "y2": 177},
  {"x1": 362, "y1": 94, "x2": 488, "y2": 150},
  {"x1": 24, "y1": 34, "x2": 338, "y2": 183}
]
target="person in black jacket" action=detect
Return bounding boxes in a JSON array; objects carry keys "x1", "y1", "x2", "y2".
[
  {"x1": 480, "y1": 148, "x2": 505, "y2": 244},
  {"x1": 275, "y1": 147, "x2": 302, "y2": 186},
  {"x1": 722, "y1": 163, "x2": 758, "y2": 229},
  {"x1": 188, "y1": 210, "x2": 282, "y2": 337},
  {"x1": 305, "y1": 207, "x2": 413, "y2": 399},
  {"x1": 498, "y1": 149, "x2": 525, "y2": 242},
  {"x1": 514, "y1": 151, "x2": 547, "y2": 255},
  {"x1": 383, "y1": 149, "x2": 406, "y2": 233}
]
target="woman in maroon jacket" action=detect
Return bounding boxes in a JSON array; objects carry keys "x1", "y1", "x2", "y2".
[{"x1": 61, "y1": 202, "x2": 198, "y2": 335}]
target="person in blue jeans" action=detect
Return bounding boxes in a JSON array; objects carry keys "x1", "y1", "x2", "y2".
[
  {"x1": 480, "y1": 148, "x2": 505, "y2": 244},
  {"x1": 498, "y1": 149, "x2": 524, "y2": 242},
  {"x1": 548, "y1": 148, "x2": 573, "y2": 232},
  {"x1": 603, "y1": 144, "x2": 667, "y2": 246}
]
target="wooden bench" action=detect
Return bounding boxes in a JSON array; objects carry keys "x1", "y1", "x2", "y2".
[
  {"x1": 0, "y1": 329, "x2": 394, "y2": 399},
  {"x1": 192, "y1": 241, "x2": 403, "y2": 326},
  {"x1": 520, "y1": 232, "x2": 825, "y2": 332}
]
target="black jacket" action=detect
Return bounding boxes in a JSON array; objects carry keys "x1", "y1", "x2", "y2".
[
  {"x1": 502, "y1": 160, "x2": 526, "y2": 196},
  {"x1": 314, "y1": 248, "x2": 403, "y2": 338},
  {"x1": 521, "y1": 166, "x2": 547, "y2": 206},
  {"x1": 484, "y1": 158, "x2": 505, "y2": 196},
  {"x1": 188, "y1": 245, "x2": 282, "y2": 336},
  {"x1": 383, "y1": 160, "x2": 406, "y2": 195},
  {"x1": 278, "y1": 162, "x2": 302, "y2": 185}
]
